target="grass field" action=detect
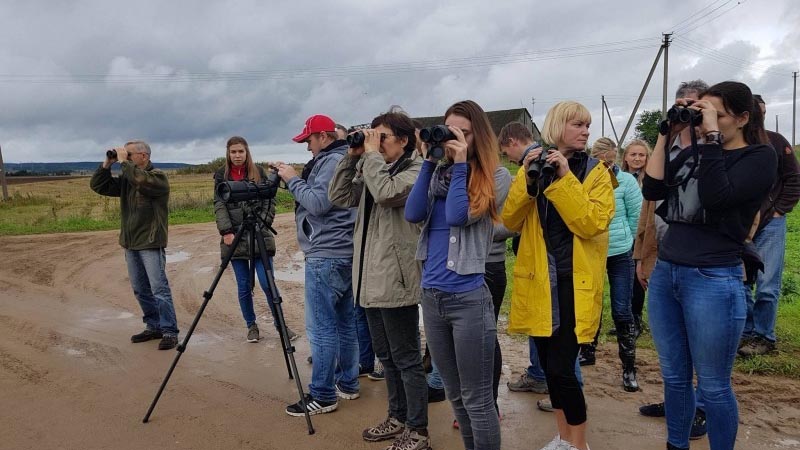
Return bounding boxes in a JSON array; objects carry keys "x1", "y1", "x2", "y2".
[
  {"x1": 0, "y1": 173, "x2": 295, "y2": 235},
  {"x1": 500, "y1": 208, "x2": 800, "y2": 378}
]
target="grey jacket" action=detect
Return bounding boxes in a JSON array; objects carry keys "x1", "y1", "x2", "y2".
[
  {"x1": 486, "y1": 167, "x2": 514, "y2": 262},
  {"x1": 287, "y1": 143, "x2": 357, "y2": 258},
  {"x1": 329, "y1": 151, "x2": 423, "y2": 308},
  {"x1": 414, "y1": 165, "x2": 510, "y2": 275}
]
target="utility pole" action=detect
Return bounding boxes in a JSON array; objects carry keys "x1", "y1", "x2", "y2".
[
  {"x1": 602, "y1": 95, "x2": 605, "y2": 137},
  {"x1": 619, "y1": 41, "x2": 666, "y2": 146},
  {"x1": 0, "y1": 144, "x2": 8, "y2": 201},
  {"x1": 531, "y1": 97, "x2": 535, "y2": 117},
  {"x1": 793, "y1": 71, "x2": 797, "y2": 146},
  {"x1": 603, "y1": 99, "x2": 621, "y2": 148},
  {"x1": 776, "y1": 115, "x2": 779, "y2": 133},
  {"x1": 662, "y1": 33, "x2": 672, "y2": 119}
]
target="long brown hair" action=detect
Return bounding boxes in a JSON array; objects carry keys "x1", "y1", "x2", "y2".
[
  {"x1": 444, "y1": 100, "x2": 499, "y2": 221},
  {"x1": 225, "y1": 136, "x2": 261, "y2": 182}
]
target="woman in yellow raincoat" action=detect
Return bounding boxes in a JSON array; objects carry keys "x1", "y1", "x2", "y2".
[{"x1": 503, "y1": 101, "x2": 615, "y2": 450}]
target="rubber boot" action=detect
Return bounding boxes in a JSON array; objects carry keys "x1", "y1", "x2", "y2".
[{"x1": 617, "y1": 321, "x2": 639, "y2": 392}]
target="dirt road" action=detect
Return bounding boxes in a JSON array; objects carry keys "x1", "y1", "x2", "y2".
[{"x1": 1, "y1": 214, "x2": 798, "y2": 449}]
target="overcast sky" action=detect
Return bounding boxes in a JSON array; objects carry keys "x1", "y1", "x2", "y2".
[{"x1": 1, "y1": 0, "x2": 798, "y2": 164}]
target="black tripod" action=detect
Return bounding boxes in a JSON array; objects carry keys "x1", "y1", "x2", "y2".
[{"x1": 142, "y1": 201, "x2": 315, "y2": 434}]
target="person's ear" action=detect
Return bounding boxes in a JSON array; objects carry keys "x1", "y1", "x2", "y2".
[{"x1": 737, "y1": 111, "x2": 750, "y2": 130}]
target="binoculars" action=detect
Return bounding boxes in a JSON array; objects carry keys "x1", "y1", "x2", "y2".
[
  {"x1": 666, "y1": 104, "x2": 702, "y2": 127},
  {"x1": 418, "y1": 125, "x2": 455, "y2": 161},
  {"x1": 347, "y1": 131, "x2": 387, "y2": 148},
  {"x1": 523, "y1": 143, "x2": 556, "y2": 180}
]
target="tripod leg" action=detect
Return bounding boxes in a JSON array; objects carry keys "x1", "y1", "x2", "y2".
[
  {"x1": 255, "y1": 216, "x2": 315, "y2": 435},
  {"x1": 142, "y1": 221, "x2": 248, "y2": 423},
  {"x1": 253, "y1": 234, "x2": 292, "y2": 378}
]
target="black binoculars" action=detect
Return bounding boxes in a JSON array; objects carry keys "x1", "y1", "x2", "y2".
[
  {"x1": 524, "y1": 143, "x2": 556, "y2": 180},
  {"x1": 666, "y1": 104, "x2": 702, "y2": 127},
  {"x1": 347, "y1": 131, "x2": 387, "y2": 148},
  {"x1": 418, "y1": 125, "x2": 455, "y2": 161},
  {"x1": 106, "y1": 149, "x2": 117, "y2": 159}
]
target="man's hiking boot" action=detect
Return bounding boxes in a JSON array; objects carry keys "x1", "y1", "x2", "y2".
[
  {"x1": 362, "y1": 417, "x2": 404, "y2": 442},
  {"x1": 131, "y1": 328, "x2": 162, "y2": 343}
]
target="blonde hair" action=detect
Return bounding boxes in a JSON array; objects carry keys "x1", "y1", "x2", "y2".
[
  {"x1": 541, "y1": 101, "x2": 591, "y2": 146},
  {"x1": 590, "y1": 137, "x2": 617, "y2": 162},
  {"x1": 621, "y1": 139, "x2": 651, "y2": 185}
]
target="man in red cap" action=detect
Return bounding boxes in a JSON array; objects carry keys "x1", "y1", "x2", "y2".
[{"x1": 275, "y1": 115, "x2": 360, "y2": 417}]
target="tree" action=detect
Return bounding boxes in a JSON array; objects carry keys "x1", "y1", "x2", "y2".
[{"x1": 634, "y1": 109, "x2": 662, "y2": 148}]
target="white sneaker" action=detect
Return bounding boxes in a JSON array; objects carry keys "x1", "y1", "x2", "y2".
[
  {"x1": 540, "y1": 435, "x2": 561, "y2": 450},
  {"x1": 335, "y1": 383, "x2": 360, "y2": 400},
  {"x1": 557, "y1": 441, "x2": 590, "y2": 450}
]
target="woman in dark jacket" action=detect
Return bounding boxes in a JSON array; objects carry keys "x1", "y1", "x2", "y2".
[
  {"x1": 214, "y1": 136, "x2": 298, "y2": 343},
  {"x1": 642, "y1": 81, "x2": 775, "y2": 450}
]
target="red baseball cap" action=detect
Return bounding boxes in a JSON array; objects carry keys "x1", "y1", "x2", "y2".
[{"x1": 292, "y1": 114, "x2": 336, "y2": 143}]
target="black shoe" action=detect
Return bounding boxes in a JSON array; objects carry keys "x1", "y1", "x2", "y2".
[
  {"x1": 158, "y1": 334, "x2": 178, "y2": 350},
  {"x1": 358, "y1": 365, "x2": 373, "y2": 378},
  {"x1": 131, "y1": 328, "x2": 162, "y2": 343},
  {"x1": 667, "y1": 444, "x2": 689, "y2": 450},
  {"x1": 578, "y1": 344, "x2": 595, "y2": 366},
  {"x1": 428, "y1": 386, "x2": 446, "y2": 403},
  {"x1": 690, "y1": 409, "x2": 707, "y2": 440},
  {"x1": 639, "y1": 402, "x2": 665, "y2": 417},
  {"x1": 285, "y1": 393, "x2": 338, "y2": 416}
]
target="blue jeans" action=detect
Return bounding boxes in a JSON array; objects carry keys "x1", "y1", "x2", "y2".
[
  {"x1": 354, "y1": 304, "x2": 375, "y2": 371},
  {"x1": 526, "y1": 336, "x2": 583, "y2": 387},
  {"x1": 230, "y1": 258, "x2": 278, "y2": 328},
  {"x1": 423, "y1": 286, "x2": 500, "y2": 450},
  {"x1": 648, "y1": 259, "x2": 746, "y2": 450},
  {"x1": 743, "y1": 215, "x2": 786, "y2": 343},
  {"x1": 125, "y1": 248, "x2": 178, "y2": 335},
  {"x1": 305, "y1": 257, "x2": 359, "y2": 403},
  {"x1": 607, "y1": 249, "x2": 635, "y2": 324}
]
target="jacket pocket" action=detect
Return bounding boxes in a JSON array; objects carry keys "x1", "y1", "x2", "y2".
[{"x1": 574, "y1": 273, "x2": 593, "y2": 290}]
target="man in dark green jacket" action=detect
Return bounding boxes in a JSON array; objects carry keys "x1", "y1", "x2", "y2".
[{"x1": 90, "y1": 140, "x2": 179, "y2": 350}]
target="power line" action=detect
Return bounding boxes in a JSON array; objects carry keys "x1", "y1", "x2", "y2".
[
  {"x1": 674, "y1": 0, "x2": 748, "y2": 36},
  {"x1": 671, "y1": 0, "x2": 737, "y2": 35},
  {"x1": 672, "y1": 41, "x2": 793, "y2": 79},
  {"x1": 665, "y1": 0, "x2": 728, "y2": 32},
  {"x1": 0, "y1": 38, "x2": 660, "y2": 85}
]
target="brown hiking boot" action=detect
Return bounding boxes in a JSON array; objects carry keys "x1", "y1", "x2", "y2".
[{"x1": 362, "y1": 417, "x2": 404, "y2": 442}]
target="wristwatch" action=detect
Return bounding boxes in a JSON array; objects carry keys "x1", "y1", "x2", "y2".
[{"x1": 704, "y1": 131, "x2": 723, "y2": 146}]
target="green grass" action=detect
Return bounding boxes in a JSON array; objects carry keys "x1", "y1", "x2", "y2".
[
  {"x1": 502, "y1": 207, "x2": 800, "y2": 378},
  {"x1": 0, "y1": 175, "x2": 295, "y2": 235}
]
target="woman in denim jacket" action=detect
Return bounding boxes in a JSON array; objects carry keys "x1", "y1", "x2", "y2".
[{"x1": 406, "y1": 100, "x2": 503, "y2": 450}]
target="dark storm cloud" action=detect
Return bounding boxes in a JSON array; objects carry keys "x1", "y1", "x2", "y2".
[{"x1": 0, "y1": 0, "x2": 796, "y2": 164}]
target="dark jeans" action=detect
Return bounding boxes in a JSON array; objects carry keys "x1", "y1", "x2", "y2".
[
  {"x1": 606, "y1": 250, "x2": 635, "y2": 324},
  {"x1": 484, "y1": 260, "x2": 506, "y2": 412},
  {"x1": 423, "y1": 285, "x2": 500, "y2": 450},
  {"x1": 365, "y1": 306, "x2": 428, "y2": 429},
  {"x1": 649, "y1": 259, "x2": 745, "y2": 450},
  {"x1": 355, "y1": 304, "x2": 375, "y2": 371},
  {"x1": 631, "y1": 244, "x2": 645, "y2": 318},
  {"x1": 532, "y1": 276, "x2": 586, "y2": 426}
]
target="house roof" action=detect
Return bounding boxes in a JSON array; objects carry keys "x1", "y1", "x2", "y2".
[{"x1": 413, "y1": 108, "x2": 538, "y2": 137}]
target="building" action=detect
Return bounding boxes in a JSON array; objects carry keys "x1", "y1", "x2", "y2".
[{"x1": 413, "y1": 108, "x2": 541, "y2": 142}]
